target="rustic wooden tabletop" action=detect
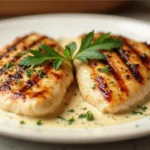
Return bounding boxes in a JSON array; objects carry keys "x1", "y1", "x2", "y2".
[{"x1": 0, "y1": 1, "x2": 150, "y2": 150}]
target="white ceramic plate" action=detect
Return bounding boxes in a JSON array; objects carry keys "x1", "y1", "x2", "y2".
[{"x1": 0, "y1": 14, "x2": 150, "y2": 144}]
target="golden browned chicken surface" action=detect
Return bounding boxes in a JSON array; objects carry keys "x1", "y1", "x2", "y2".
[
  {"x1": 74, "y1": 33, "x2": 150, "y2": 113},
  {"x1": 0, "y1": 33, "x2": 73, "y2": 116}
]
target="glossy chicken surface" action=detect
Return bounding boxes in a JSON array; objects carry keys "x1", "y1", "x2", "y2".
[
  {"x1": 0, "y1": 33, "x2": 73, "y2": 116},
  {"x1": 74, "y1": 33, "x2": 150, "y2": 113}
]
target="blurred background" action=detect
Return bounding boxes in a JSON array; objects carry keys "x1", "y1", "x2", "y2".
[{"x1": 0, "y1": 0, "x2": 149, "y2": 22}]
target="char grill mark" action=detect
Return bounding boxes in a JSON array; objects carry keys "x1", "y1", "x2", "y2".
[
  {"x1": 143, "y1": 42, "x2": 150, "y2": 49},
  {"x1": 28, "y1": 36, "x2": 47, "y2": 48},
  {"x1": 96, "y1": 76, "x2": 112, "y2": 102},
  {"x1": 0, "y1": 35, "x2": 29, "y2": 59},
  {"x1": 122, "y1": 37, "x2": 150, "y2": 70},
  {"x1": 11, "y1": 36, "x2": 46, "y2": 62},
  {"x1": 104, "y1": 55, "x2": 129, "y2": 94},
  {"x1": 117, "y1": 49, "x2": 143, "y2": 83},
  {"x1": 14, "y1": 62, "x2": 53, "y2": 98},
  {"x1": 0, "y1": 35, "x2": 47, "y2": 92},
  {"x1": 140, "y1": 53, "x2": 150, "y2": 69},
  {"x1": 0, "y1": 66, "x2": 27, "y2": 92}
]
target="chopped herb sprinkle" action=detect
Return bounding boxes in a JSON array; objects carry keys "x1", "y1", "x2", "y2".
[
  {"x1": 132, "y1": 111, "x2": 143, "y2": 115},
  {"x1": 58, "y1": 116, "x2": 65, "y2": 120},
  {"x1": 109, "y1": 81, "x2": 115, "y2": 84},
  {"x1": 38, "y1": 70, "x2": 47, "y2": 78},
  {"x1": 0, "y1": 68, "x2": 3, "y2": 74},
  {"x1": 68, "y1": 109, "x2": 74, "y2": 113},
  {"x1": 97, "y1": 65, "x2": 110, "y2": 74},
  {"x1": 79, "y1": 111, "x2": 94, "y2": 121},
  {"x1": 25, "y1": 68, "x2": 36, "y2": 77},
  {"x1": 132, "y1": 105, "x2": 148, "y2": 115},
  {"x1": 79, "y1": 114, "x2": 86, "y2": 118},
  {"x1": 4, "y1": 62, "x2": 14, "y2": 68},
  {"x1": 20, "y1": 120, "x2": 25, "y2": 124},
  {"x1": 138, "y1": 105, "x2": 148, "y2": 112},
  {"x1": 36, "y1": 120, "x2": 42, "y2": 125},
  {"x1": 58, "y1": 116, "x2": 75, "y2": 125},
  {"x1": 4, "y1": 62, "x2": 14, "y2": 71},
  {"x1": 68, "y1": 117, "x2": 75, "y2": 124}
]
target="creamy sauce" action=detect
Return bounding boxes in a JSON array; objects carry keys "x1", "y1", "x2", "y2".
[
  {"x1": 0, "y1": 81, "x2": 150, "y2": 128},
  {"x1": 0, "y1": 38, "x2": 149, "y2": 128}
]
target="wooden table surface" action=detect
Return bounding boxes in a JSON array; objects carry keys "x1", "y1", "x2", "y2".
[{"x1": 0, "y1": 2, "x2": 150, "y2": 150}]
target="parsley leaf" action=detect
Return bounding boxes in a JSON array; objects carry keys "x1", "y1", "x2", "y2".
[
  {"x1": 19, "y1": 44, "x2": 65, "y2": 69},
  {"x1": 92, "y1": 32, "x2": 110, "y2": 45},
  {"x1": 53, "y1": 59, "x2": 63, "y2": 70},
  {"x1": 64, "y1": 42, "x2": 77, "y2": 58},
  {"x1": 78, "y1": 31, "x2": 94, "y2": 53},
  {"x1": 74, "y1": 31, "x2": 123, "y2": 62},
  {"x1": 19, "y1": 31, "x2": 123, "y2": 70}
]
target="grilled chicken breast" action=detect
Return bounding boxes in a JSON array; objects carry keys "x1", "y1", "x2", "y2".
[
  {"x1": 74, "y1": 33, "x2": 150, "y2": 113},
  {"x1": 0, "y1": 33, "x2": 73, "y2": 116}
]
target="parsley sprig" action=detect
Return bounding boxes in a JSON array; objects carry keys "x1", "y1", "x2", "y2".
[{"x1": 19, "y1": 31, "x2": 123, "y2": 70}]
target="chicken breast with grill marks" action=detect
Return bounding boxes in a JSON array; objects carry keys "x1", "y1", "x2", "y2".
[
  {"x1": 74, "y1": 33, "x2": 150, "y2": 113},
  {"x1": 0, "y1": 33, "x2": 73, "y2": 116}
]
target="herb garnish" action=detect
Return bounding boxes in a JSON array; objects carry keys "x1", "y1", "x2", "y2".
[
  {"x1": 4, "y1": 62, "x2": 14, "y2": 68},
  {"x1": 68, "y1": 109, "x2": 75, "y2": 113},
  {"x1": 19, "y1": 31, "x2": 123, "y2": 70},
  {"x1": 67, "y1": 117, "x2": 75, "y2": 124},
  {"x1": 132, "y1": 105, "x2": 148, "y2": 115},
  {"x1": 132, "y1": 111, "x2": 143, "y2": 115},
  {"x1": 57, "y1": 116, "x2": 65, "y2": 120},
  {"x1": 0, "y1": 68, "x2": 3, "y2": 74},
  {"x1": 138, "y1": 105, "x2": 148, "y2": 112},
  {"x1": 81, "y1": 107, "x2": 87, "y2": 110},
  {"x1": 79, "y1": 111, "x2": 94, "y2": 121},
  {"x1": 98, "y1": 65, "x2": 111, "y2": 74},
  {"x1": 38, "y1": 70, "x2": 47, "y2": 78},
  {"x1": 4, "y1": 62, "x2": 14, "y2": 71},
  {"x1": 58, "y1": 116, "x2": 75, "y2": 125},
  {"x1": 20, "y1": 120, "x2": 25, "y2": 124},
  {"x1": 109, "y1": 81, "x2": 115, "y2": 84},
  {"x1": 36, "y1": 120, "x2": 42, "y2": 125},
  {"x1": 25, "y1": 68, "x2": 36, "y2": 77}
]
